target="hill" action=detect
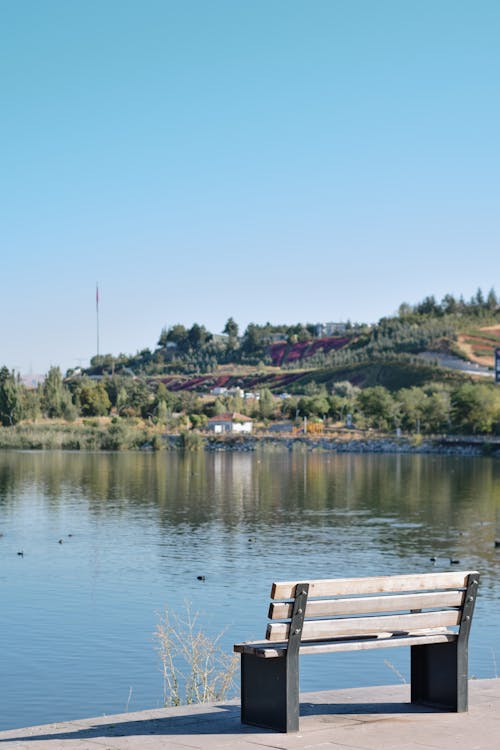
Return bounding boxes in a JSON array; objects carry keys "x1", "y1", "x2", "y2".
[
  {"x1": 4, "y1": 290, "x2": 500, "y2": 438},
  {"x1": 82, "y1": 289, "x2": 500, "y2": 395}
]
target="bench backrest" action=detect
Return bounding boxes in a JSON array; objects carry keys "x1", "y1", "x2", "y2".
[{"x1": 266, "y1": 571, "x2": 479, "y2": 644}]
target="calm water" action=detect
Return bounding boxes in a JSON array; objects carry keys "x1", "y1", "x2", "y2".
[{"x1": 0, "y1": 449, "x2": 499, "y2": 730}]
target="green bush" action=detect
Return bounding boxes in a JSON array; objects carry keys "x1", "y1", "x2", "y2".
[{"x1": 180, "y1": 430, "x2": 204, "y2": 451}]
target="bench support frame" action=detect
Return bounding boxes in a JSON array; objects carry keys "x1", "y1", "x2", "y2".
[
  {"x1": 411, "y1": 572, "x2": 479, "y2": 712},
  {"x1": 241, "y1": 583, "x2": 308, "y2": 732},
  {"x1": 411, "y1": 640, "x2": 466, "y2": 711}
]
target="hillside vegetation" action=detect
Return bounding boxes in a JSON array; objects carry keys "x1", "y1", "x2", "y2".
[
  {"x1": 2, "y1": 288, "x2": 500, "y2": 442},
  {"x1": 82, "y1": 287, "x2": 500, "y2": 390}
]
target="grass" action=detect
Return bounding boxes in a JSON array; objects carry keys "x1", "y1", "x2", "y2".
[{"x1": 0, "y1": 419, "x2": 161, "y2": 451}]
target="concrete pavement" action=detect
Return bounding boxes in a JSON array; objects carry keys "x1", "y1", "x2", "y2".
[{"x1": 0, "y1": 679, "x2": 498, "y2": 749}]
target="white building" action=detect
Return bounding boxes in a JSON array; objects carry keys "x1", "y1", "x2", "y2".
[
  {"x1": 211, "y1": 386, "x2": 228, "y2": 396},
  {"x1": 207, "y1": 412, "x2": 253, "y2": 434},
  {"x1": 315, "y1": 322, "x2": 347, "y2": 337}
]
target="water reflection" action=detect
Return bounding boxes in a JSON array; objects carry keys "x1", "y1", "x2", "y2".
[{"x1": 1, "y1": 450, "x2": 499, "y2": 565}]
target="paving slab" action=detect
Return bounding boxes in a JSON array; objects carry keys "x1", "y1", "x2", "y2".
[{"x1": 0, "y1": 679, "x2": 498, "y2": 750}]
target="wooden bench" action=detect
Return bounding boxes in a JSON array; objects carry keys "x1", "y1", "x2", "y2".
[{"x1": 234, "y1": 570, "x2": 479, "y2": 732}]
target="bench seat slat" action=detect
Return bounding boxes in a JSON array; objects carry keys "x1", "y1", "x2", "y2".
[
  {"x1": 271, "y1": 571, "x2": 474, "y2": 599},
  {"x1": 269, "y1": 590, "x2": 464, "y2": 619},
  {"x1": 266, "y1": 609, "x2": 461, "y2": 641},
  {"x1": 234, "y1": 631, "x2": 457, "y2": 658}
]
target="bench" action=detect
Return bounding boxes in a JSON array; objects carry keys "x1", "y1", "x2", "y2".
[{"x1": 234, "y1": 570, "x2": 479, "y2": 732}]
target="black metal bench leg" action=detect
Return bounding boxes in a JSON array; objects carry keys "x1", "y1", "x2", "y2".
[
  {"x1": 240, "y1": 653, "x2": 299, "y2": 732},
  {"x1": 411, "y1": 641, "x2": 468, "y2": 711}
]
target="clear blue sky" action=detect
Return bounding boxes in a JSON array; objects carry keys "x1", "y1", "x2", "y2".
[{"x1": 2, "y1": 0, "x2": 499, "y2": 374}]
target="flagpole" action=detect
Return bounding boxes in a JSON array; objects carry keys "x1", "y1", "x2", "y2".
[{"x1": 96, "y1": 283, "x2": 100, "y2": 358}]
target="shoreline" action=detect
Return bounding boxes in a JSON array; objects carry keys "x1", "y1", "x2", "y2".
[
  {"x1": 1, "y1": 420, "x2": 500, "y2": 456},
  {"x1": 167, "y1": 432, "x2": 500, "y2": 457}
]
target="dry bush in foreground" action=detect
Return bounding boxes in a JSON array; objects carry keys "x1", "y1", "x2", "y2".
[{"x1": 155, "y1": 605, "x2": 238, "y2": 706}]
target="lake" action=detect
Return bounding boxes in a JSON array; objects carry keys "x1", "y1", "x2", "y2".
[{"x1": 0, "y1": 448, "x2": 499, "y2": 730}]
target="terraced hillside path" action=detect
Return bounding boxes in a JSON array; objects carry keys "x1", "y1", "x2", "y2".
[{"x1": 457, "y1": 325, "x2": 500, "y2": 367}]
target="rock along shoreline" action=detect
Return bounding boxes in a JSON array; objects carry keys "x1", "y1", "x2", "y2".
[{"x1": 165, "y1": 433, "x2": 500, "y2": 457}]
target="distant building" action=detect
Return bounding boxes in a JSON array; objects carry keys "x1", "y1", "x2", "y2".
[
  {"x1": 315, "y1": 322, "x2": 347, "y2": 337},
  {"x1": 207, "y1": 412, "x2": 253, "y2": 434},
  {"x1": 211, "y1": 386, "x2": 228, "y2": 396},
  {"x1": 210, "y1": 386, "x2": 244, "y2": 398},
  {"x1": 244, "y1": 392, "x2": 260, "y2": 400},
  {"x1": 228, "y1": 386, "x2": 244, "y2": 398}
]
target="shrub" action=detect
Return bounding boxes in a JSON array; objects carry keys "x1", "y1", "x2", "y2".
[
  {"x1": 180, "y1": 430, "x2": 204, "y2": 451},
  {"x1": 155, "y1": 605, "x2": 238, "y2": 706},
  {"x1": 151, "y1": 434, "x2": 165, "y2": 451}
]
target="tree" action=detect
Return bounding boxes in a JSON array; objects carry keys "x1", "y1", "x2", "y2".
[
  {"x1": 291, "y1": 324, "x2": 312, "y2": 343},
  {"x1": 175, "y1": 391, "x2": 203, "y2": 416},
  {"x1": 397, "y1": 387, "x2": 428, "y2": 433},
  {"x1": 241, "y1": 323, "x2": 266, "y2": 359},
  {"x1": 76, "y1": 380, "x2": 111, "y2": 417},
  {"x1": 227, "y1": 392, "x2": 244, "y2": 414},
  {"x1": 156, "y1": 399, "x2": 169, "y2": 425},
  {"x1": 116, "y1": 386, "x2": 129, "y2": 415},
  {"x1": 41, "y1": 366, "x2": 76, "y2": 420},
  {"x1": 165, "y1": 324, "x2": 189, "y2": 353},
  {"x1": 450, "y1": 383, "x2": 499, "y2": 434},
  {"x1": 21, "y1": 387, "x2": 41, "y2": 421},
  {"x1": 441, "y1": 294, "x2": 458, "y2": 315},
  {"x1": 158, "y1": 327, "x2": 169, "y2": 347},
  {"x1": 90, "y1": 353, "x2": 116, "y2": 370},
  {"x1": 189, "y1": 413, "x2": 208, "y2": 430},
  {"x1": 223, "y1": 317, "x2": 239, "y2": 341},
  {"x1": 259, "y1": 388, "x2": 275, "y2": 419},
  {"x1": 423, "y1": 384, "x2": 451, "y2": 433},
  {"x1": 415, "y1": 295, "x2": 440, "y2": 316},
  {"x1": 153, "y1": 382, "x2": 173, "y2": 410},
  {"x1": 398, "y1": 302, "x2": 413, "y2": 318},
  {"x1": 331, "y1": 381, "x2": 360, "y2": 400},
  {"x1": 329, "y1": 382, "x2": 360, "y2": 423},
  {"x1": 128, "y1": 379, "x2": 155, "y2": 418},
  {"x1": 213, "y1": 398, "x2": 226, "y2": 416},
  {"x1": 356, "y1": 386, "x2": 398, "y2": 431},
  {"x1": 188, "y1": 323, "x2": 211, "y2": 351},
  {"x1": 0, "y1": 367, "x2": 22, "y2": 426},
  {"x1": 486, "y1": 288, "x2": 498, "y2": 311},
  {"x1": 473, "y1": 287, "x2": 485, "y2": 308},
  {"x1": 151, "y1": 383, "x2": 174, "y2": 423},
  {"x1": 298, "y1": 394, "x2": 329, "y2": 419}
]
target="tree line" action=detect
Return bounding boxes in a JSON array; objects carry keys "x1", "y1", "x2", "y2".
[
  {"x1": 2, "y1": 366, "x2": 500, "y2": 437},
  {"x1": 88, "y1": 319, "x2": 361, "y2": 375},
  {"x1": 270, "y1": 381, "x2": 500, "y2": 435},
  {"x1": 398, "y1": 287, "x2": 498, "y2": 318}
]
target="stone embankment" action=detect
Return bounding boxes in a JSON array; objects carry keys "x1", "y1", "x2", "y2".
[{"x1": 164, "y1": 433, "x2": 500, "y2": 456}]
